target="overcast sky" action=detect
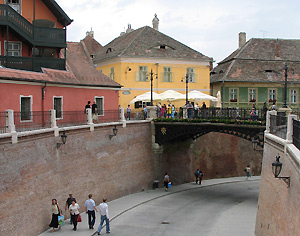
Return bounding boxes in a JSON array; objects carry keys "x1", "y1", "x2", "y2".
[{"x1": 56, "y1": 0, "x2": 300, "y2": 64}]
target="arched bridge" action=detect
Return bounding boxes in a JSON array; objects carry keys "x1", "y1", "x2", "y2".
[{"x1": 154, "y1": 122, "x2": 265, "y2": 147}]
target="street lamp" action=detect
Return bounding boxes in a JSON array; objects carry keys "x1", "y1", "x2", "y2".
[
  {"x1": 283, "y1": 64, "x2": 288, "y2": 108},
  {"x1": 56, "y1": 130, "x2": 67, "y2": 149},
  {"x1": 147, "y1": 69, "x2": 158, "y2": 106},
  {"x1": 109, "y1": 125, "x2": 118, "y2": 140},
  {"x1": 181, "y1": 74, "x2": 192, "y2": 105},
  {"x1": 272, "y1": 155, "x2": 290, "y2": 187}
]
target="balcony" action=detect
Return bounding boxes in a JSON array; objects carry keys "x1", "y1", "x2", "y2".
[
  {"x1": 0, "y1": 4, "x2": 66, "y2": 48},
  {"x1": 0, "y1": 55, "x2": 65, "y2": 72}
]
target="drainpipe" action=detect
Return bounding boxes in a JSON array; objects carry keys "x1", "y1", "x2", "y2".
[
  {"x1": 41, "y1": 83, "x2": 46, "y2": 127},
  {"x1": 222, "y1": 79, "x2": 225, "y2": 108}
]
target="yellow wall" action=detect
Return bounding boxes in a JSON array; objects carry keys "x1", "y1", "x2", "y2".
[{"x1": 97, "y1": 60, "x2": 211, "y2": 110}]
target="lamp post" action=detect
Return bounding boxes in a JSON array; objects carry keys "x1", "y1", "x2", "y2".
[
  {"x1": 150, "y1": 69, "x2": 154, "y2": 106},
  {"x1": 56, "y1": 130, "x2": 67, "y2": 149},
  {"x1": 283, "y1": 64, "x2": 288, "y2": 108},
  {"x1": 181, "y1": 74, "x2": 190, "y2": 105},
  {"x1": 109, "y1": 125, "x2": 118, "y2": 140}
]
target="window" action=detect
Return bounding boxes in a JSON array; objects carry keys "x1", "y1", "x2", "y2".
[
  {"x1": 230, "y1": 88, "x2": 238, "y2": 102},
  {"x1": 20, "y1": 96, "x2": 31, "y2": 121},
  {"x1": 138, "y1": 66, "x2": 147, "y2": 81},
  {"x1": 291, "y1": 89, "x2": 297, "y2": 104},
  {"x1": 53, "y1": 97, "x2": 63, "y2": 119},
  {"x1": 7, "y1": 0, "x2": 21, "y2": 13},
  {"x1": 163, "y1": 67, "x2": 172, "y2": 82},
  {"x1": 134, "y1": 101, "x2": 151, "y2": 109},
  {"x1": 110, "y1": 67, "x2": 114, "y2": 80},
  {"x1": 269, "y1": 89, "x2": 276, "y2": 102},
  {"x1": 249, "y1": 88, "x2": 256, "y2": 102},
  {"x1": 95, "y1": 97, "x2": 104, "y2": 116},
  {"x1": 5, "y1": 42, "x2": 21, "y2": 56},
  {"x1": 187, "y1": 67, "x2": 195, "y2": 83},
  {"x1": 33, "y1": 48, "x2": 56, "y2": 58}
]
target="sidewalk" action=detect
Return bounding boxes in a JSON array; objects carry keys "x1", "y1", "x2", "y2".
[{"x1": 40, "y1": 176, "x2": 260, "y2": 236}]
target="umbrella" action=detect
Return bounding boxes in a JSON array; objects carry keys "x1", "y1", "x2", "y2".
[
  {"x1": 157, "y1": 90, "x2": 185, "y2": 101},
  {"x1": 130, "y1": 91, "x2": 160, "y2": 104},
  {"x1": 188, "y1": 90, "x2": 218, "y2": 102}
]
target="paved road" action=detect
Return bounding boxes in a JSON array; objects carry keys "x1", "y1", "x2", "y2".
[{"x1": 40, "y1": 177, "x2": 260, "y2": 236}]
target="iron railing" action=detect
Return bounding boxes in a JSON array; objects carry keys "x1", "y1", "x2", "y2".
[
  {"x1": 270, "y1": 114, "x2": 287, "y2": 139},
  {"x1": 0, "y1": 111, "x2": 7, "y2": 134},
  {"x1": 293, "y1": 119, "x2": 300, "y2": 150},
  {"x1": 0, "y1": 55, "x2": 66, "y2": 72},
  {"x1": 0, "y1": 4, "x2": 66, "y2": 47},
  {"x1": 56, "y1": 111, "x2": 88, "y2": 127},
  {"x1": 14, "y1": 111, "x2": 51, "y2": 132}
]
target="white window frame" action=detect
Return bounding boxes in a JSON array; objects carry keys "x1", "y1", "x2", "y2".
[
  {"x1": 229, "y1": 88, "x2": 238, "y2": 101},
  {"x1": 53, "y1": 96, "x2": 63, "y2": 120},
  {"x1": 4, "y1": 41, "x2": 22, "y2": 57},
  {"x1": 110, "y1": 67, "x2": 114, "y2": 80},
  {"x1": 138, "y1": 66, "x2": 147, "y2": 81},
  {"x1": 249, "y1": 88, "x2": 257, "y2": 102},
  {"x1": 290, "y1": 89, "x2": 297, "y2": 104},
  {"x1": 163, "y1": 67, "x2": 172, "y2": 82},
  {"x1": 20, "y1": 95, "x2": 32, "y2": 122},
  {"x1": 269, "y1": 88, "x2": 277, "y2": 101},
  {"x1": 95, "y1": 96, "x2": 104, "y2": 116},
  {"x1": 187, "y1": 67, "x2": 195, "y2": 83}
]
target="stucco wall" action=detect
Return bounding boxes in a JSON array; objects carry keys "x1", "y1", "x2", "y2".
[
  {"x1": 0, "y1": 123, "x2": 154, "y2": 236},
  {"x1": 255, "y1": 134, "x2": 300, "y2": 236}
]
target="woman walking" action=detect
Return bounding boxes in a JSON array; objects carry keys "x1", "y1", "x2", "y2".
[
  {"x1": 49, "y1": 199, "x2": 61, "y2": 232},
  {"x1": 69, "y1": 200, "x2": 80, "y2": 231},
  {"x1": 164, "y1": 173, "x2": 170, "y2": 192}
]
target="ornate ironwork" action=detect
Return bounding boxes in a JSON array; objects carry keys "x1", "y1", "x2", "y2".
[{"x1": 155, "y1": 122, "x2": 265, "y2": 147}]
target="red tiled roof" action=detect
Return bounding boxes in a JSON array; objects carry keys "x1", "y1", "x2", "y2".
[
  {"x1": 0, "y1": 42, "x2": 121, "y2": 88},
  {"x1": 81, "y1": 35, "x2": 103, "y2": 56}
]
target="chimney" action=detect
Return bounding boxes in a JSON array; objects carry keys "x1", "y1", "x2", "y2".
[
  {"x1": 239, "y1": 32, "x2": 246, "y2": 48},
  {"x1": 275, "y1": 38, "x2": 280, "y2": 58},
  {"x1": 152, "y1": 14, "x2": 159, "y2": 31},
  {"x1": 86, "y1": 27, "x2": 94, "y2": 38},
  {"x1": 126, "y1": 24, "x2": 134, "y2": 33}
]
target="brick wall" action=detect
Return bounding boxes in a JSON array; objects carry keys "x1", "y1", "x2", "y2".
[
  {"x1": 255, "y1": 135, "x2": 300, "y2": 235},
  {"x1": 0, "y1": 123, "x2": 154, "y2": 236}
]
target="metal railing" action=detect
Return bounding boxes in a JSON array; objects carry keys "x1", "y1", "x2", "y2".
[
  {"x1": 0, "y1": 55, "x2": 66, "y2": 72},
  {"x1": 270, "y1": 114, "x2": 287, "y2": 139},
  {"x1": 14, "y1": 111, "x2": 51, "y2": 132},
  {"x1": 0, "y1": 111, "x2": 7, "y2": 134},
  {"x1": 293, "y1": 119, "x2": 300, "y2": 150}
]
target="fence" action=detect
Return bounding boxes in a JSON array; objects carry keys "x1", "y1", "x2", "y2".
[
  {"x1": 0, "y1": 111, "x2": 7, "y2": 134},
  {"x1": 270, "y1": 114, "x2": 287, "y2": 139},
  {"x1": 14, "y1": 111, "x2": 51, "y2": 132},
  {"x1": 293, "y1": 119, "x2": 300, "y2": 150}
]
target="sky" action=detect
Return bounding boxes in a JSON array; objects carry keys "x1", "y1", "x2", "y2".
[{"x1": 56, "y1": 0, "x2": 300, "y2": 64}]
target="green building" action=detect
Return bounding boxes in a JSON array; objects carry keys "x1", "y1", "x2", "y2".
[{"x1": 210, "y1": 32, "x2": 300, "y2": 110}]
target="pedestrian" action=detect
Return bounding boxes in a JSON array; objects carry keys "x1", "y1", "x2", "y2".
[
  {"x1": 163, "y1": 173, "x2": 170, "y2": 191},
  {"x1": 85, "y1": 194, "x2": 98, "y2": 229},
  {"x1": 69, "y1": 200, "x2": 80, "y2": 231},
  {"x1": 262, "y1": 102, "x2": 268, "y2": 120},
  {"x1": 143, "y1": 105, "x2": 147, "y2": 120},
  {"x1": 161, "y1": 104, "x2": 166, "y2": 118},
  {"x1": 245, "y1": 165, "x2": 251, "y2": 179},
  {"x1": 65, "y1": 194, "x2": 76, "y2": 224},
  {"x1": 97, "y1": 198, "x2": 110, "y2": 235},
  {"x1": 201, "y1": 102, "x2": 207, "y2": 109},
  {"x1": 199, "y1": 170, "x2": 204, "y2": 185},
  {"x1": 167, "y1": 104, "x2": 172, "y2": 118},
  {"x1": 270, "y1": 102, "x2": 277, "y2": 111},
  {"x1": 49, "y1": 199, "x2": 62, "y2": 232},
  {"x1": 126, "y1": 105, "x2": 131, "y2": 120},
  {"x1": 194, "y1": 169, "x2": 200, "y2": 184},
  {"x1": 194, "y1": 103, "x2": 199, "y2": 118},
  {"x1": 85, "y1": 101, "x2": 91, "y2": 112},
  {"x1": 92, "y1": 100, "x2": 98, "y2": 122},
  {"x1": 186, "y1": 102, "x2": 193, "y2": 119},
  {"x1": 171, "y1": 105, "x2": 175, "y2": 118}
]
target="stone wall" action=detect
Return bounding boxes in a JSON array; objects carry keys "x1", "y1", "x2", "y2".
[
  {"x1": 255, "y1": 134, "x2": 300, "y2": 235},
  {"x1": 158, "y1": 132, "x2": 262, "y2": 185},
  {"x1": 0, "y1": 123, "x2": 154, "y2": 236}
]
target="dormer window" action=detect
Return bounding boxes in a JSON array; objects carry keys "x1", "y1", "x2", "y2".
[
  {"x1": 219, "y1": 70, "x2": 224, "y2": 74},
  {"x1": 106, "y1": 48, "x2": 113, "y2": 53},
  {"x1": 152, "y1": 44, "x2": 175, "y2": 50},
  {"x1": 160, "y1": 45, "x2": 165, "y2": 49},
  {"x1": 265, "y1": 70, "x2": 273, "y2": 73}
]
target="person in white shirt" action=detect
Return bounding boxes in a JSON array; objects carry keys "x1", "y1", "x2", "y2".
[
  {"x1": 85, "y1": 194, "x2": 98, "y2": 229},
  {"x1": 68, "y1": 200, "x2": 80, "y2": 231},
  {"x1": 97, "y1": 198, "x2": 110, "y2": 235}
]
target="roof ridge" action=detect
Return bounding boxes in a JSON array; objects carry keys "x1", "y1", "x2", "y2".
[{"x1": 119, "y1": 26, "x2": 146, "y2": 56}]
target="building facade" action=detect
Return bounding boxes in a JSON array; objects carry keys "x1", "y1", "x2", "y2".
[
  {"x1": 211, "y1": 32, "x2": 300, "y2": 110},
  {"x1": 0, "y1": 0, "x2": 72, "y2": 72},
  {"x1": 93, "y1": 15, "x2": 213, "y2": 110}
]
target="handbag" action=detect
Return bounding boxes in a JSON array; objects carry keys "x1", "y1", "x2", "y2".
[
  {"x1": 77, "y1": 214, "x2": 82, "y2": 222},
  {"x1": 58, "y1": 215, "x2": 64, "y2": 226}
]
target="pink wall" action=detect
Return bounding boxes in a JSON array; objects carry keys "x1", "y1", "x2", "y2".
[{"x1": 0, "y1": 82, "x2": 119, "y2": 112}]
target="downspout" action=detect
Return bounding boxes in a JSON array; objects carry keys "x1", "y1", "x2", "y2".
[
  {"x1": 42, "y1": 83, "x2": 46, "y2": 127},
  {"x1": 222, "y1": 79, "x2": 225, "y2": 108}
]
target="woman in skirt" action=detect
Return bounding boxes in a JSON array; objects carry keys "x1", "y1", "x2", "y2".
[
  {"x1": 68, "y1": 200, "x2": 80, "y2": 231},
  {"x1": 49, "y1": 199, "x2": 61, "y2": 232}
]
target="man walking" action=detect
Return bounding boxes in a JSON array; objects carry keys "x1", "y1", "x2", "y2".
[
  {"x1": 194, "y1": 169, "x2": 200, "y2": 184},
  {"x1": 126, "y1": 105, "x2": 131, "y2": 120},
  {"x1": 97, "y1": 198, "x2": 110, "y2": 235},
  {"x1": 92, "y1": 101, "x2": 98, "y2": 122},
  {"x1": 65, "y1": 194, "x2": 76, "y2": 224},
  {"x1": 245, "y1": 165, "x2": 251, "y2": 180},
  {"x1": 85, "y1": 194, "x2": 98, "y2": 229}
]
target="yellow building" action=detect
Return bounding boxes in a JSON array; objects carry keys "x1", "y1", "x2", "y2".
[{"x1": 93, "y1": 15, "x2": 213, "y2": 110}]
